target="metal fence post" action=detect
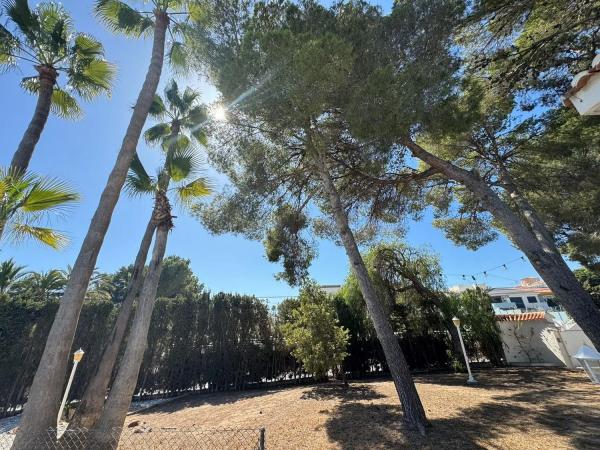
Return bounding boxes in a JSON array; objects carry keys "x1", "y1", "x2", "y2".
[{"x1": 259, "y1": 427, "x2": 266, "y2": 450}]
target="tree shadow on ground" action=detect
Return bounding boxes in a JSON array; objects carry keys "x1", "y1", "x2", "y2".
[
  {"x1": 325, "y1": 370, "x2": 600, "y2": 449},
  {"x1": 135, "y1": 387, "x2": 289, "y2": 417},
  {"x1": 300, "y1": 383, "x2": 385, "y2": 402},
  {"x1": 414, "y1": 367, "x2": 579, "y2": 391}
]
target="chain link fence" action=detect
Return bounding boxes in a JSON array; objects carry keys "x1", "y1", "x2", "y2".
[{"x1": 0, "y1": 426, "x2": 266, "y2": 449}]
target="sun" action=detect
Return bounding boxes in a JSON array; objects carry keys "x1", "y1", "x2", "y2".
[{"x1": 210, "y1": 104, "x2": 228, "y2": 122}]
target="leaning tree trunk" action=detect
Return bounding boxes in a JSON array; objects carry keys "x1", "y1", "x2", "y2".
[
  {"x1": 69, "y1": 216, "x2": 156, "y2": 429},
  {"x1": 404, "y1": 138, "x2": 600, "y2": 350},
  {"x1": 384, "y1": 257, "x2": 464, "y2": 365},
  {"x1": 314, "y1": 148, "x2": 428, "y2": 434},
  {"x1": 92, "y1": 193, "x2": 172, "y2": 445},
  {"x1": 10, "y1": 66, "x2": 57, "y2": 174},
  {"x1": 11, "y1": 13, "x2": 169, "y2": 449}
]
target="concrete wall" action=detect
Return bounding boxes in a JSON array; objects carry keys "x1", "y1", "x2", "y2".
[
  {"x1": 558, "y1": 327, "x2": 596, "y2": 368},
  {"x1": 497, "y1": 320, "x2": 564, "y2": 366}
]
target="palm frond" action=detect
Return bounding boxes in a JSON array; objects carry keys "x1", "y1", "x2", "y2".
[
  {"x1": 148, "y1": 94, "x2": 167, "y2": 118},
  {"x1": 164, "y1": 79, "x2": 186, "y2": 114},
  {"x1": 0, "y1": 169, "x2": 77, "y2": 250},
  {"x1": 94, "y1": 0, "x2": 154, "y2": 37},
  {"x1": 71, "y1": 33, "x2": 104, "y2": 57},
  {"x1": 163, "y1": 133, "x2": 191, "y2": 154},
  {"x1": 167, "y1": 41, "x2": 188, "y2": 74},
  {"x1": 182, "y1": 87, "x2": 199, "y2": 109},
  {"x1": 68, "y1": 58, "x2": 115, "y2": 100},
  {"x1": 20, "y1": 77, "x2": 83, "y2": 118},
  {"x1": 37, "y1": 2, "x2": 72, "y2": 60},
  {"x1": 144, "y1": 122, "x2": 171, "y2": 144},
  {"x1": 175, "y1": 176, "x2": 212, "y2": 207},
  {"x1": 185, "y1": 104, "x2": 208, "y2": 143},
  {"x1": 9, "y1": 223, "x2": 69, "y2": 249},
  {"x1": 19, "y1": 75, "x2": 38, "y2": 92},
  {"x1": 191, "y1": 128, "x2": 208, "y2": 146},
  {"x1": 166, "y1": 144, "x2": 197, "y2": 181},
  {"x1": 51, "y1": 87, "x2": 83, "y2": 119},
  {"x1": 20, "y1": 178, "x2": 79, "y2": 213},
  {"x1": 126, "y1": 152, "x2": 156, "y2": 196},
  {"x1": 5, "y1": 0, "x2": 37, "y2": 44},
  {"x1": 0, "y1": 23, "x2": 19, "y2": 70},
  {"x1": 68, "y1": 32, "x2": 114, "y2": 100}
]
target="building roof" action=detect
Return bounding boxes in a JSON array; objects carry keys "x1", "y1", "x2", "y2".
[
  {"x1": 496, "y1": 311, "x2": 547, "y2": 322},
  {"x1": 489, "y1": 286, "x2": 553, "y2": 296}
]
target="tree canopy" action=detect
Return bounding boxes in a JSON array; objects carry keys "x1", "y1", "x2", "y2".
[{"x1": 281, "y1": 282, "x2": 349, "y2": 379}]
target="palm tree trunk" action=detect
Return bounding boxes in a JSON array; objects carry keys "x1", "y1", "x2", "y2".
[
  {"x1": 404, "y1": 138, "x2": 600, "y2": 350},
  {"x1": 10, "y1": 66, "x2": 57, "y2": 174},
  {"x1": 11, "y1": 13, "x2": 169, "y2": 449},
  {"x1": 93, "y1": 199, "x2": 171, "y2": 444},
  {"x1": 69, "y1": 216, "x2": 156, "y2": 429},
  {"x1": 314, "y1": 148, "x2": 428, "y2": 434}
]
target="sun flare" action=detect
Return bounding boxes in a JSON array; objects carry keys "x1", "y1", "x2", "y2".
[{"x1": 210, "y1": 104, "x2": 228, "y2": 122}]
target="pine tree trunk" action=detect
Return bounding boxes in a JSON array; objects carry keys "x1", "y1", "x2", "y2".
[
  {"x1": 93, "y1": 216, "x2": 170, "y2": 445},
  {"x1": 314, "y1": 148, "x2": 428, "y2": 433},
  {"x1": 10, "y1": 66, "x2": 56, "y2": 174},
  {"x1": 11, "y1": 14, "x2": 169, "y2": 449},
  {"x1": 69, "y1": 216, "x2": 156, "y2": 429},
  {"x1": 404, "y1": 138, "x2": 600, "y2": 350}
]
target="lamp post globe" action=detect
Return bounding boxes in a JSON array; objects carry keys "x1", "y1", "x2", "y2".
[{"x1": 73, "y1": 348, "x2": 85, "y2": 363}]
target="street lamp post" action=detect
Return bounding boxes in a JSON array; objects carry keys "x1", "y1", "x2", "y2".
[
  {"x1": 57, "y1": 348, "x2": 85, "y2": 428},
  {"x1": 452, "y1": 317, "x2": 477, "y2": 384}
]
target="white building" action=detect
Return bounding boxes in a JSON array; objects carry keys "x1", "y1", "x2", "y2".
[
  {"x1": 320, "y1": 285, "x2": 342, "y2": 295},
  {"x1": 450, "y1": 278, "x2": 560, "y2": 315},
  {"x1": 488, "y1": 277, "x2": 559, "y2": 316},
  {"x1": 452, "y1": 277, "x2": 597, "y2": 368}
]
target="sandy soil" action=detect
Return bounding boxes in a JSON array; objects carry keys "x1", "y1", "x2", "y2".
[{"x1": 125, "y1": 368, "x2": 600, "y2": 449}]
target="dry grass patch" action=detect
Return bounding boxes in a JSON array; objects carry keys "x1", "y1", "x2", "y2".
[{"x1": 127, "y1": 368, "x2": 600, "y2": 449}]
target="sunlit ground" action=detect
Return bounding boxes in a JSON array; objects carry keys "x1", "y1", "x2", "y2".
[{"x1": 125, "y1": 368, "x2": 600, "y2": 449}]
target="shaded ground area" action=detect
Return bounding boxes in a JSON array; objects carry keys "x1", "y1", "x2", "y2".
[{"x1": 126, "y1": 368, "x2": 600, "y2": 449}]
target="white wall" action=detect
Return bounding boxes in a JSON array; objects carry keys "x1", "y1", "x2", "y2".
[{"x1": 497, "y1": 320, "x2": 564, "y2": 366}]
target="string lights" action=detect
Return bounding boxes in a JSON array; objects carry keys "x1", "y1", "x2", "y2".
[{"x1": 447, "y1": 256, "x2": 527, "y2": 284}]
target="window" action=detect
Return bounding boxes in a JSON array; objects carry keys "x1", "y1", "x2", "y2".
[
  {"x1": 527, "y1": 296, "x2": 538, "y2": 303},
  {"x1": 509, "y1": 297, "x2": 525, "y2": 309},
  {"x1": 546, "y1": 297, "x2": 558, "y2": 308},
  {"x1": 491, "y1": 296, "x2": 503, "y2": 303}
]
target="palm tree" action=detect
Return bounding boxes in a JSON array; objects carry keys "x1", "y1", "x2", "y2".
[
  {"x1": 92, "y1": 83, "x2": 210, "y2": 440},
  {"x1": 70, "y1": 80, "x2": 209, "y2": 429},
  {"x1": 0, "y1": 0, "x2": 114, "y2": 174},
  {"x1": 0, "y1": 259, "x2": 27, "y2": 294},
  {"x1": 0, "y1": 168, "x2": 79, "y2": 249},
  {"x1": 11, "y1": 2, "x2": 204, "y2": 444},
  {"x1": 19, "y1": 270, "x2": 66, "y2": 301}
]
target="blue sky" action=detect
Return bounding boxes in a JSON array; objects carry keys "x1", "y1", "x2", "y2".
[{"x1": 0, "y1": 1, "x2": 560, "y2": 301}]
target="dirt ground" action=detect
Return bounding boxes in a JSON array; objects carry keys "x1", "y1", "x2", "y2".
[{"x1": 125, "y1": 368, "x2": 600, "y2": 449}]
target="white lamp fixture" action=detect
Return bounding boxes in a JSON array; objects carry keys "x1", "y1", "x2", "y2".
[
  {"x1": 452, "y1": 317, "x2": 477, "y2": 384},
  {"x1": 562, "y1": 54, "x2": 600, "y2": 115},
  {"x1": 57, "y1": 348, "x2": 85, "y2": 428}
]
